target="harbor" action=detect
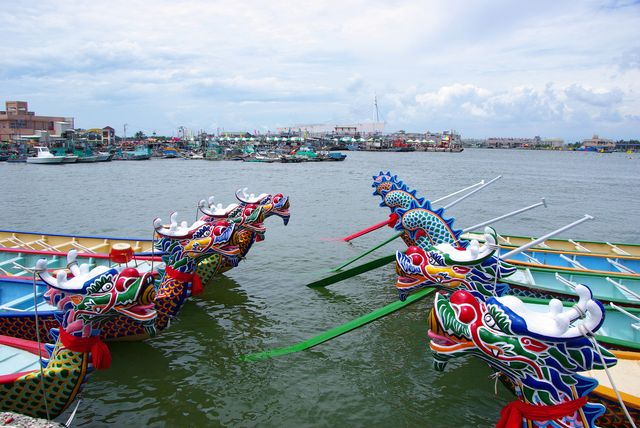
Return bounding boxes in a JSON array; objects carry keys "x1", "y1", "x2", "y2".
[{"x1": 0, "y1": 149, "x2": 638, "y2": 426}]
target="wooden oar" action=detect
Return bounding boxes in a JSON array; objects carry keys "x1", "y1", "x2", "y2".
[
  {"x1": 331, "y1": 232, "x2": 403, "y2": 272},
  {"x1": 308, "y1": 254, "x2": 396, "y2": 287},
  {"x1": 314, "y1": 208, "x2": 587, "y2": 288},
  {"x1": 241, "y1": 287, "x2": 435, "y2": 361},
  {"x1": 342, "y1": 216, "x2": 396, "y2": 242},
  {"x1": 331, "y1": 179, "x2": 487, "y2": 243}
]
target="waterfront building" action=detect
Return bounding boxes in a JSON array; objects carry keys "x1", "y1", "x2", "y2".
[
  {"x1": 277, "y1": 122, "x2": 385, "y2": 137},
  {"x1": 582, "y1": 135, "x2": 615, "y2": 151},
  {"x1": 0, "y1": 101, "x2": 73, "y2": 144}
]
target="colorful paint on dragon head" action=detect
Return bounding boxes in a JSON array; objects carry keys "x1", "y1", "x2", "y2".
[
  {"x1": 395, "y1": 227, "x2": 514, "y2": 301},
  {"x1": 199, "y1": 197, "x2": 267, "y2": 237},
  {"x1": 235, "y1": 188, "x2": 290, "y2": 225},
  {"x1": 154, "y1": 212, "x2": 240, "y2": 296},
  {"x1": 428, "y1": 284, "x2": 616, "y2": 427},
  {"x1": 379, "y1": 183, "x2": 425, "y2": 213},
  {"x1": 36, "y1": 250, "x2": 158, "y2": 340},
  {"x1": 371, "y1": 171, "x2": 402, "y2": 198},
  {"x1": 394, "y1": 199, "x2": 466, "y2": 250},
  {"x1": 0, "y1": 253, "x2": 158, "y2": 418}
]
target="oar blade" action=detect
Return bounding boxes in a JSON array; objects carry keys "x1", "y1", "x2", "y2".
[{"x1": 307, "y1": 254, "x2": 396, "y2": 287}]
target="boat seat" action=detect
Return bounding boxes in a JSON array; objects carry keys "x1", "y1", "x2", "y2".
[{"x1": 0, "y1": 344, "x2": 41, "y2": 374}]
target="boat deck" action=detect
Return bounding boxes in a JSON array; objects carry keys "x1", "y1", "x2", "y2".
[{"x1": 0, "y1": 344, "x2": 41, "y2": 375}]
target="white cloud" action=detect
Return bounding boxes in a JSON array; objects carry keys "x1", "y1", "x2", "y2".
[{"x1": 0, "y1": 0, "x2": 638, "y2": 141}]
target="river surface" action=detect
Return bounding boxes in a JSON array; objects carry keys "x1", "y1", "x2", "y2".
[{"x1": 1, "y1": 149, "x2": 639, "y2": 427}]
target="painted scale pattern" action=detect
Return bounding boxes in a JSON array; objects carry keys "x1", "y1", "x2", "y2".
[
  {"x1": 0, "y1": 315, "x2": 58, "y2": 342},
  {"x1": 400, "y1": 208, "x2": 461, "y2": 249},
  {"x1": 0, "y1": 345, "x2": 89, "y2": 419},
  {"x1": 196, "y1": 229, "x2": 254, "y2": 284},
  {"x1": 99, "y1": 274, "x2": 187, "y2": 340}
]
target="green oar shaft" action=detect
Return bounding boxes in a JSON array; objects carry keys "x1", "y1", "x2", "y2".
[
  {"x1": 242, "y1": 287, "x2": 435, "y2": 361},
  {"x1": 307, "y1": 253, "x2": 395, "y2": 287},
  {"x1": 332, "y1": 232, "x2": 403, "y2": 272}
]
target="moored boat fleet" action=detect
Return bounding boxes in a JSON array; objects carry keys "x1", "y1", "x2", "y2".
[{"x1": 1, "y1": 171, "x2": 639, "y2": 426}]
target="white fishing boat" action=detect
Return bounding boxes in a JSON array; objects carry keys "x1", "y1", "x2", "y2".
[{"x1": 25, "y1": 146, "x2": 65, "y2": 164}]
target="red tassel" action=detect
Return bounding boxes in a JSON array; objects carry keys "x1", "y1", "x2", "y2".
[
  {"x1": 165, "y1": 266, "x2": 203, "y2": 296},
  {"x1": 59, "y1": 328, "x2": 112, "y2": 370},
  {"x1": 496, "y1": 397, "x2": 588, "y2": 428}
]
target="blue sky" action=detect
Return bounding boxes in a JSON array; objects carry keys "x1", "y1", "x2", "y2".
[{"x1": 1, "y1": 0, "x2": 638, "y2": 142}]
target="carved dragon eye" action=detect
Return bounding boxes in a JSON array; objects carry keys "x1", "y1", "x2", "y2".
[
  {"x1": 273, "y1": 194, "x2": 282, "y2": 204},
  {"x1": 213, "y1": 221, "x2": 229, "y2": 236},
  {"x1": 243, "y1": 204, "x2": 257, "y2": 216},
  {"x1": 406, "y1": 246, "x2": 425, "y2": 265},
  {"x1": 99, "y1": 282, "x2": 114, "y2": 293},
  {"x1": 483, "y1": 312, "x2": 498, "y2": 330}
]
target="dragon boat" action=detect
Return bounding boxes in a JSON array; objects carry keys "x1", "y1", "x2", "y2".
[
  {"x1": 0, "y1": 228, "x2": 154, "y2": 254},
  {"x1": 0, "y1": 256, "x2": 157, "y2": 419},
  {"x1": 395, "y1": 236, "x2": 640, "y2": 309},
  {"x1": 194, "y1": 189, "x2": 290, "y2": 284},
  {"x1": 372, "y1": 171, "x2": 639, "y2": 276},
  {"x1": 0, "y1": 246, "x2": 160, "y2": 279},
  {"x1": 427, "y1": 284, "x2": 637, "y2": 427},
  {"x1": 0, "y1": 214, "x2": 239, "y2": 342},
  {"x1": 463, "y1": 230, "x2": 640, "y2": 258}
]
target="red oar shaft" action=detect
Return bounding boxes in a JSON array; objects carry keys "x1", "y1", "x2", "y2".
[{"x1": 343, "y1": 214, "x2": 398, "y2": 242}]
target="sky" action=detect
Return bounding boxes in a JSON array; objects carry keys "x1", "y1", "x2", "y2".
[{"x1": 1, "y1": 0, "x2": 639, "y2": 142}]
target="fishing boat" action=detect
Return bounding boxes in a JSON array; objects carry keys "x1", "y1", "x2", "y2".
[
  {"x1": 0, "y1": 229, "x2": 155, "y2": 255},
  {"x1": 463, "y1": 231, "x2": 640, "y2": 258},
  {"x1": 96, "y1": 151, "x2": 113, "y2": 162},
  {"x1": 0, "y1": 261, "x2": 157, "y2": 420},
  {"x1": 25, "y1": 147, "x2": 64, "y2": 164}
]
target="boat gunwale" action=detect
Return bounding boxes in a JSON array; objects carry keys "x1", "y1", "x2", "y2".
[
  {"x1": 0, "y1": 228, "x2": 152, "y2": 243},
  {"x1": 508, "y1": 260, "x2": 639, "y2": 278},
  {"x1": 0, "y1": 246, "x2": 163, "y2": 261}
]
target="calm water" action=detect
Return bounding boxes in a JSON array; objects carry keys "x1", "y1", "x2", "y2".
[{"x1": 1, "y1": 149, "x2": 639, "y2": 427}]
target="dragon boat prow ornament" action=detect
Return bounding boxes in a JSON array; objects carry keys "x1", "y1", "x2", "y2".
[
  {"x1": 395, "y1": 227, "x2": 514, "y2": 301},
  {"x1": 428, "y1": 283, "x2": 619, "y2": 427},
  {"x1": 235, "y1": 187, "x2": 270, "y2": 204},
  {"x1": 0, "y1": 253, "x2": 157, "y2": 419}
]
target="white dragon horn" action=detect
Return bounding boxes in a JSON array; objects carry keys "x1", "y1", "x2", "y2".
[
  {"x1": 79, "y1": 263, "x2": 91, "y2": 275},
  {"x1": 169, "y1": 212, "x2": 178, "y2": 232},
  {"x1": 208, "y1": 196, "x2": 215, "y2": 207},
  {"x1": 181, "y1": 221, "x2": 188, "y2": 228},
  {"x1": 66, "y1": 249, "x2": 81, "y2": 277},
  {"x1": 35, "y1": 259, "x2": 57, "y2": 286},
  {"x1": 198, "y1": 199, "x2": 207, "y2": 210},
  {"x1": 561, "y1": 285, "x2": 603, "y2": 337},
  {"x1": 153, "y1": 218, "x2": 163, "y2": 230},
  {"x1": 55, "y1": 270, "x2": 68, "y2": 287},
  {"x1": 468, "y1": 240, "x2": 479, "y2": 258}
]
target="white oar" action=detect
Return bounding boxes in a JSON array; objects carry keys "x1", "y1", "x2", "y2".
[
  {"x1": 442, "y1": 175, "x2": 502, "y2": 209},
  {"x1": 606, "y1": 277, "x2": 640, "y2": 301},
  {"x1": 461, "y1": 198, "x2": 547, "y2": 233},
  {"x1": 501, "y1": 215, "x2": 595, "y2": 260},
  {"x1": 606, "y1": 258, "x2": 636, "y2": 275},
  {"x1": 610, "y1": 302, "x2": 640, "y2": 330},
  {"x1": 431, "y1": 179, "x2": 486, "y2": 205}
]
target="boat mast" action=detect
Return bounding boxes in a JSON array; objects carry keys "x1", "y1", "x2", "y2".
[{"x1": 374, "y1": 95, "x2": 380, "y2": 123}]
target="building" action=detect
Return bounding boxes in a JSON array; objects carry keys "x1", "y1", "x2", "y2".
[
  {"x1": 0, "y1": 101, "x2": 73, "y2": 144},
  {"x1": 277, "y1": 122, "x2": 385, "y2": 136},
  {"x1": 582, "y1": 135, "x2": 615, "y2": 150}
]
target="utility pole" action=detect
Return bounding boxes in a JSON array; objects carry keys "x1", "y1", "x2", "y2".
[{"x1": 123, "y1": 123, "x2": 128, "y2": 145}]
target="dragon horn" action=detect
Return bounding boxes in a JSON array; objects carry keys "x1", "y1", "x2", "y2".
[
  {"x1": 66, "y1": 249, "x2": 81, "y2": 277},
  {"x1": 35, "y1": 258, "x2": 57, "y2": 286}
]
